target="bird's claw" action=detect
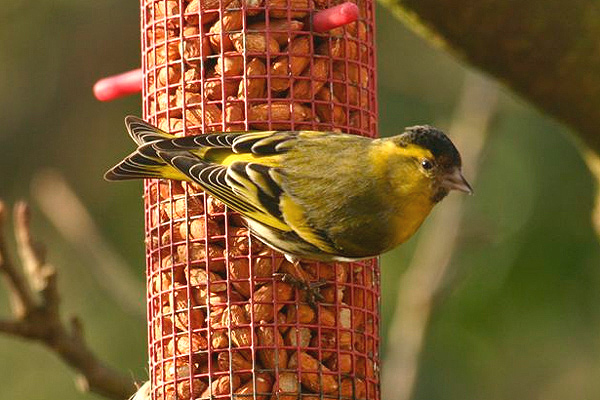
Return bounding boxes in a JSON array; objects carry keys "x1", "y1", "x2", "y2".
[{"x1": 273, "y1": 272, "x2": 326, "y2": 308}]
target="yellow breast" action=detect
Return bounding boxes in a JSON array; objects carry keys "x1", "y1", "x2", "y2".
[
  {"x1": 369, "y1": 139, "x2": 437, "y2": 248},
  {"x1": 390, "y1": 194, "x2": 434, "y2": 246}
]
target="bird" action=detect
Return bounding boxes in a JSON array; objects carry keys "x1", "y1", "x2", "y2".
[{"x1": 106, "y1": 116, "x2": 472, "y2": 263}]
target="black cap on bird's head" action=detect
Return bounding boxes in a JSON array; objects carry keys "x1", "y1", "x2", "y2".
[
  {"x1": 401, "y1": 125, "x2": 462, "y2": 170},
  {"x1": 396, "y1": 125, "x2": 473, "y2": 201}
]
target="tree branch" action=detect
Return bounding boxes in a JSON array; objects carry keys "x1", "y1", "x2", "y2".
[
  {"x1": 0, "y1": 200, "x2": 137, "y2": 400},
  {"x1": 0, "y1": 202, "x2": 36, "y2": 318},
  {"x1": 377, "y1": 0, "x2": 600, "y2": 156}
]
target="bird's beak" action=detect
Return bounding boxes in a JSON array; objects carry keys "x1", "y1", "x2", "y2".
[{"x1": 443, "y1": 168, "x2": 473, "y2": 194}]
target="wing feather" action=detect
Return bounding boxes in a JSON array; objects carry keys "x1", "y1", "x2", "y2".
[
  {"x1": 153, "y1": 134, "x2": 242, "y2": 151},
  {"x1": 230, "y1": 131, "x2": 280, "y2": 153},
  {"x1": 125, "y1": 116, "x2": 174, "y2": 145},
  {"x1": 279, "y1": 194, "x2": 338, "y2": 254},
  {"x1": 230, "y1": 130, "x2": 330, "y2": 154},
  {"x1": 244, "y1": 163, "x2": 280, "y2": 198},
  {"x1": 226, "y1": 161, "x2": 285, "y2": 221},
  {"x1": 158, "y1": 151, "x2": 291, "y2": 231},
  {"x1": 105, "y1": 141, "x2": 183, "y2": 181}
]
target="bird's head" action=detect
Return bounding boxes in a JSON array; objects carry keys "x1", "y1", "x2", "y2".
[{"x1": 386, "y1": 125, "x2": 472, "y2": 203}]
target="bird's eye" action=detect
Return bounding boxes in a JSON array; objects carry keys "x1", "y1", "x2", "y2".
[{"x1": 421, "y1": 159, "x2": 433, "y2": 170}]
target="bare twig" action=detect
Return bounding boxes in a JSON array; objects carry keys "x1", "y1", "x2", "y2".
[
  {"x1": 0, "y1": 200, "x2": 137, "y2": 400},
  {"x1": 0, "y1": 202, "x2": 36, "y2": 318},
  {"x1": 381, "y1": 72, "x2": 499, "y2": 400},
  {"x1": 32, "y1": 170, "x2": 145, "y2": 317}
]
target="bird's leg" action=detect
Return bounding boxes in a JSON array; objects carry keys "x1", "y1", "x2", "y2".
[
  {"x1": 274, "y1": 256, "x2": 325, "y2": 308},
  {"x1": 304, "y1": 277, "x2": 327, "y2": 308}
]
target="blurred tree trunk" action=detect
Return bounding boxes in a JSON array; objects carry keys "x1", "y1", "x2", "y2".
[
  {"x1": 377, "y1": 0, "x2": 600, "y2": 236},
  {"x1": 377, "y1": 0, "x2": 600, "y2": 154}
]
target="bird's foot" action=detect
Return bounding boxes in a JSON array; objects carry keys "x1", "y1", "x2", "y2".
[{"x1": 274, "y1": 262, "x2": 326, "y2": 308}]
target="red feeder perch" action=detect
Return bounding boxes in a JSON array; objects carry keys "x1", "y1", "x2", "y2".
[
  {"x1": 93, "y1": 68, "x2": 143, "y2": 101},
  {"x1": 312, "y1": 2, "x2": 359, "y2": 32},
  {"x1": 138, "y1": 0, "x2": 379, "y2": 399}
]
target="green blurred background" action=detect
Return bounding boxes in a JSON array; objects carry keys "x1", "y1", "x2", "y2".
[{"x1": 1, "y1": 1, "x2": 599, "y2": 399}]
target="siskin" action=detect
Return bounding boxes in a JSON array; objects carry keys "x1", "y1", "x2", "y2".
[{"x1": 106, "y1": 116, "x2": 472, "y2": 262}]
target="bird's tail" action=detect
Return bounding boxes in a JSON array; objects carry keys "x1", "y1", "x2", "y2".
[
  {"x1": 104, "y1": 116, "x2": 186, "y2": 181},
  {"x1": 124, "y1": 115, "x2": 174, "y2": 145}
]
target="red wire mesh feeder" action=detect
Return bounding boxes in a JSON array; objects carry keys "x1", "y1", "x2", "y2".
[{"x1": 141, "y1": 0, "x2": 379, "y2": 398}]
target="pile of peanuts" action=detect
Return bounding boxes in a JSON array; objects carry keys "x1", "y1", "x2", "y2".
[
  {"x1": 144, "y1": 0, "x2": 373, "y2": 135},
  {"x1": 148, "y1": 180, "x2": 378, "y2": 399},
  {"x1": 143, "y1": 0, "x2": 378, "y2": 398}
]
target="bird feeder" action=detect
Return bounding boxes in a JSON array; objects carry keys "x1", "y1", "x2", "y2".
[{"x1": 141, "y1": 0, "x2": 379, "y2": 398}]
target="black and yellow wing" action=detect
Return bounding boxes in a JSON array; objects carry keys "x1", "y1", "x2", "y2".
[{"x1": 105, "y1": 116, "x2": 337, "y2": 250}]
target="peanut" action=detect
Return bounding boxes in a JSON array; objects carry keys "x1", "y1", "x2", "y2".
[
  {"x1": 222, "y1": 305, "x2": 253, "y2": 347},
  {"x1": 285, "y1": 326, "x2": 312, "y2": 347},
  {"x1": 235, "y1": 373, "x2": 273, "y2": 400},
  {"x1": 315, "y1": 87, "x2": 346, "y2": 125},
  {"x1": 248, "y1": 282, "x2": 293, "y2": 322},
  {"x1": 187, "y1": 267, "x2": 227, "y2": 292},
  {"x1": 210, "y1": 330, "x2": 229, "y2": 349},
  {"x1": 288, "y1": 351, "x2": 339, "y2": 394},
  {"x1": 230, "y1": 32, "x2": 280, "y2": 55},
  {"x1": 244, "y1": 0, "x2": 265, "y2": 15},
  {"x1": 207, "y1": 195, "x2": 226, "y2": 214},
  {"x1": 286, "y1": 303, "x2": 316, "y2": 324},
  {"x1": 224, "y1": 99, "x2": 245, "y2": 130},
  {"x1": 217, "y1": 350, "x2": 253, "y2": 372},
  {"x1": 157, "y1": 117, "x2": 184, "y2": 133},
  {"x1": 180, "y1": 26, "x2": 212, "y2": 62},
  {"x1": 215, "y1": 52, "x2": 244, "y2": 76},
  {"x1": 157, "y1": 65, "x2": 181, "y2": 89},
  {"x1": 179, "y1": 216, "x2": 222, "y2": 240},
  {"x1": 238, "y1": 58, "x2": 267, "y2": 99},
  {"x1": 174, "y1": 89, "x2": 204, "y2": 111},
  {"x1": 340, "y1": 377, "x2": 366, "y2": 399},
  {"x1": 326, "y1": 352, "x2": 353, "y2": 374},
  {"x1": 149, "y1": 42, "x2": 180, "y2": 68},
  {"x1": 248, "y1": 102, "x2": 312, "y2": 130},
  {"x1": 292, "y1": 57, "x2": 329, "y2": 99},
  {"x1": 257, "y1": 325, "x2": 288, "y2": 370},
  {"x1": 200, "y1": 374, "x2": 241, "y2": 398},
  {"x1": 185, "y1": 0, "x2": 235, "y2": 25},
  {"x1": 204, "y1": 72, "x2": 240, "y2": 100},
  {"x1": 153, "y1": 1, "x2": 179, "y2": 20},
  {"x1": 208, "y1": 3, "x2": 242, "y2": 51},
  {"x1": 166, "y1": 333, "x2": 208, "y2": 357},
  {"x1": 248, "y1": 19, "x2": 305, "y2": 47},
  {"x1": 162, "y1": 197, "x2": 203, "y2": 220},
  {"x1": 270, "y1": 36, "x2": 311, "y2": 91},
  {"x1": 228, "y1": 257, "x2": 251, "y2": 297},
  {"x1": 185, "y1": 104, "x2": 222, "y2": 129},
  {"x1": 270, "y1": 372, "x2": 299, "y2": 400},
  {"x1": 266, "y1": 0, "x2": 311, "y2": 18}
]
